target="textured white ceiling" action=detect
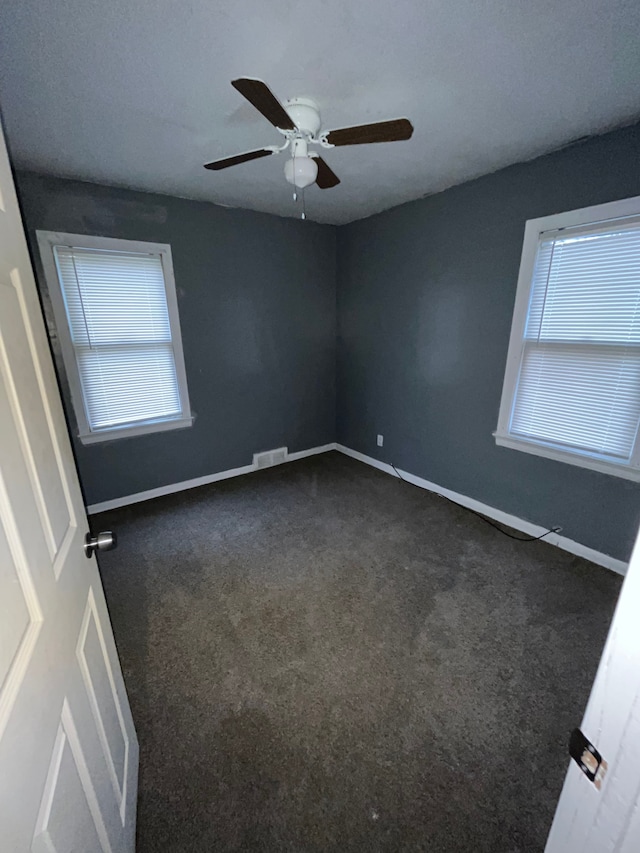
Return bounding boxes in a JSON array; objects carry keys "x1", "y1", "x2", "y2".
[{"x1": 1, "y1": 0, "x2": 639, "y2": 225}]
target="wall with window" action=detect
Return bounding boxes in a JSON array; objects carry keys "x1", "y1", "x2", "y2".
[
  {"x1": 17, "y1": 172, "x2": 337, "y2": 506},
  {"x1": 15, "y1": 123, "x2": 640, "y2": 560},
  {"x1": 337, "y1": 121, "x2": 640, "y2": 561}
]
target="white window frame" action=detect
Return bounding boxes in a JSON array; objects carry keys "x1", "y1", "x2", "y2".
[
  {"x1": 37, "y1": 231, "x2": 193, "y2": 444},
  {"x1": 495, "y1": 195, "x2": 640, "y2": 483}
]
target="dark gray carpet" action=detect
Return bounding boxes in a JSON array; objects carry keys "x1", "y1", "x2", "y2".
[{"x1": 96, "y1": 452, "x2": 621, "y2": 852}]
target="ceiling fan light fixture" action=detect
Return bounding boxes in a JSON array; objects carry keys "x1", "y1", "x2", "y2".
[
  {"x1": 284, "y1": 156, "x2": 318, "y2": 189},
  {"x1": 204, "y1": 78, "x2": 414, "y2": 200}
]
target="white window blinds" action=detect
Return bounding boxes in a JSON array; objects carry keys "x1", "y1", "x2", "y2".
[
  {"x1": 509, "y1": 217, "x2": 640, "y2": 463},
  {"x1": 53, "y1": 245, "x2": 186, "y2": 433}
]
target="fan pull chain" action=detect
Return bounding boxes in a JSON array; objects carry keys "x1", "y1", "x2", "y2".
[
  {"x1": 292, "y1": 149, "x2": 298, "y2": 202},
  {"x1": 290, "y1": 150, "x2": 306, "y2": 218}
]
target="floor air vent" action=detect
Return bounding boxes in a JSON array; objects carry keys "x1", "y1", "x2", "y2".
[{"x1": 253, "y1": 447, "x2": 288, "y2": 470}]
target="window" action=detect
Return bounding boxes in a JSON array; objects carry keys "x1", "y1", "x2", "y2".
[
  {"x1": 37, "y1": 232, "x2": 192, "y2": 443},
  {"x1": 495, "y1": 196, "x2": 640, "y2": 482}
]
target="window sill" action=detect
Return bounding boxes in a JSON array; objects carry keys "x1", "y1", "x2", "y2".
[
  {"x1": 494, "y1": 432, "x2": 640, "y2": 482},
  {"x1": 79, "y1": 415, "x2": 194, "y2": 445}
]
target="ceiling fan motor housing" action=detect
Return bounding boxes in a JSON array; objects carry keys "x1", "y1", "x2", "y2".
[{"x1": 284, "y1": 98, "x2": 321, "y2": 136}]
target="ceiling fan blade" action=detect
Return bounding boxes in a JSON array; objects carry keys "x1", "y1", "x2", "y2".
[
  {"x1": 325, "y1": 118, "x2": 413, "y2": 146},
  {"x1": 231, "y1": 78, "x2": 296, "y2": 131},
  {"x1": 314, "y1": 156, "x2": 340, "y2": 189},
  {"x1": 204, "y1": 148, "x2": 274, "y2": 171}
]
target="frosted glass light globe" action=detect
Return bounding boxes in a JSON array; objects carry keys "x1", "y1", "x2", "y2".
[{"x1": 284, "y1": 156, "x2": 318, "y2": 189}]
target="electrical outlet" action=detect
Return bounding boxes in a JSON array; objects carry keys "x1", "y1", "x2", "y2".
[{"x1": 377, "y1": 434, "x2": 384, "y2": 447}]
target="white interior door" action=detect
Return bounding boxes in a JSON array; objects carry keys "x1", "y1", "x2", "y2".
[
  {"x1": 0, "y1": 120, "x2": 138, "y2": 850},
  {"x1": 546, "y1": 527, "x2": 640, "y2": 850}
]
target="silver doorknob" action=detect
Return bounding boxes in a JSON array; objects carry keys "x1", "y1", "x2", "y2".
[{"x1": 84, "y1": 530, "x2": 117, "y2": 558}]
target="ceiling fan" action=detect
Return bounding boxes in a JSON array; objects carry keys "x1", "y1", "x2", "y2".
[{"x1": 204, "y1": 78, "x2": 414, "y2": 200}]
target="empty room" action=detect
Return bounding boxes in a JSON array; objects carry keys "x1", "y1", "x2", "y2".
[{"x1": 2, "y1": 1, "x2": 640, "y2": 851}]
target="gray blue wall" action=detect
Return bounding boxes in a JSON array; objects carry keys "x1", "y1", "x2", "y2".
[
  {"x1": 337, "y1": 122, "x2": 640, "y2": 562},
  {"x1": 16, "y1": 173, "x2": 337, "y2": 506},
  {"x1": 16, "y1": 122, "x2": 640, "y2": 560}
]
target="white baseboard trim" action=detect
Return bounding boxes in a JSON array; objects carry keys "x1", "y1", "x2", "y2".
[
  {"x1": 288, "y1": 442, "x2": 337, "y2": 462},
  {"x1": 87, "y1": 439, "x2": 627, "y2": 575},
  {"x1": 86, "y1": 442, "x2": 338, "y2": 514},
  {"x1": 335, "y1": 444, "x2": 628, "y2": 576}
]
